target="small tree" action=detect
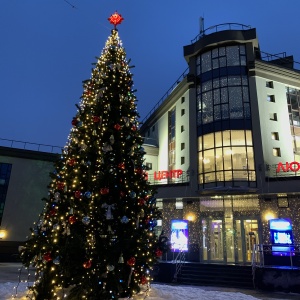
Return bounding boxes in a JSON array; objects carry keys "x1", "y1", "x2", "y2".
[{"x1": 21, "y1": 13, "x2": 165, "y2": 300}]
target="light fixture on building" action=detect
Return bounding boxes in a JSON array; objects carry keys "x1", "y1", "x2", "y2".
[
  {"x1": 186, "y1": 212, "x2": 196, "y2": 222},
  {"x1": 264, "y1": 212, "x2": 276, "y2": 221},
  {"x1": 0, "y1": 229, "x2": 7, "y2": 239},
  {"x1": 175, "y1": 198, "x2": 183, "y2": 209}
]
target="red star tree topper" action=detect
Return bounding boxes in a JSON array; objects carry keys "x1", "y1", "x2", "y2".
[{"x1": 108, "y1": 12, "x2": 124, "y2": 29}]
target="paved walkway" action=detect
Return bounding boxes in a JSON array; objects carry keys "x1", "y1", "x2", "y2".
[{"x1": 1, "y1": 263, "x2": 300, "y2": 300}]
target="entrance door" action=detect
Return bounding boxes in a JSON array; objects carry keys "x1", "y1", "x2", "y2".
[
  {"x1": 235, "y1": 219, "x2": 259, "y2": 264},
  {"x1": 202, "y1": 219, "x2": 224, "y2": 262}
]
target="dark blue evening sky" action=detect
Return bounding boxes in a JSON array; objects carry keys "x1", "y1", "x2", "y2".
[{"x1": 1, "y1": 0, "x2": 299, "y2": 148}]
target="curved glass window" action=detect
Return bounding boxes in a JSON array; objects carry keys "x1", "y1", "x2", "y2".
[{"x1": 198, "y1": 130, "x2": 256, "y2": 187}]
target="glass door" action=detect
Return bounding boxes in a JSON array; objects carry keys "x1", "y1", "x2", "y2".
[
  {"x1": 235, "y1": 219, "x2": 259, "y2": 263},
  {"x1": 202, "y1": 219, "x2": 224, "y2": 262}
]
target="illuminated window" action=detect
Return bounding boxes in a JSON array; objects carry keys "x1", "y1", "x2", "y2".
[
  {"x1": 273, "y1": 147, "x2": 281, "y2": 157},
  {"x1": 198, "y1": 130, "x2": 256, "y2": 187},
  {"x1": 271, "y1": 132, "x2": 279, "y2": 140}
]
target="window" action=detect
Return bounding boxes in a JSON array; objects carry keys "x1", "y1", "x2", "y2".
[
  {"x1": 181, "y1": 109, "x2": 185, "y2": 116},
  {"x1": 0, "y1": 163, "x2": 12, "y2": 225},
  {"x1": 181, "y1": 157, "x2": 185, "y2": 165},
  {"x1": 267, "y1": 95, "x2": 275, "y2": 102},
  {"x1": 175, "y1": 198, "x2": 183, "y2": 209},
  {"x1": 181, "y1": 97, "x2": 185, "y2": 104},
  {"x1": 273, "y1": 147, "x2": 281, "y2": 157},
  {"x1": 156, "y1": 199, "x2": 163, "y2": 210},
  {"x1": 271, "y1": 132, "x2": 279, "y2": 140},
  {"x1": 266, "y1": 81, "x2": 274, "y2": 88},
  {"x1": 145, "y1": 162, "x2": 152, "y2": 170},
  {"x1": 181, "y1": 125, "x2": 185, "y2": 132},
  {"x1": 270, "y1": 113, "x2": 277, "y2": 121},
  {"x1": 181, "y1": 143, "x2": 185, "y2": 150}
]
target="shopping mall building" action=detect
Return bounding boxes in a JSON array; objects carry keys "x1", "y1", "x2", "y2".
[
  {"x1": 140, "y1": 24, "x2": 300, "y2": 264},
  {"x1": 1, "y1": 24, "x2": 300, "y2": 266}
]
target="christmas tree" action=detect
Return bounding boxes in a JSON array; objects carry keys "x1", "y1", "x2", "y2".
[{"x1": 20, "y1": 12, "x2": 165, "y2": 300}]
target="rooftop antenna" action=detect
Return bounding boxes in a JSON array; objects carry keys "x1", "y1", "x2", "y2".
[{"x1": 199, "y1": 17, "x2": 205, "y2": 35}]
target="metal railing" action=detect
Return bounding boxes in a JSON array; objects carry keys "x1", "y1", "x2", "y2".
[
  {"x1": 173, "y1": 250, "x2": 186, "y2": 282},
  {"x1": 0, "y1": 138, "x2": 63, "y2": 154},
  {"x1": 252, "y1": 244, "x2": 300, "y2": 269},
  {"x1": 141, "y1": 67, "x2": 189, "y2": 124}
]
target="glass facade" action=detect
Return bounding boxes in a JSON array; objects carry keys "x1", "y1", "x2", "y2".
[
  {"x1": 168, "y1": 108, "x2": 176, "y2": 171},
  {"x1": 0, "y1": 163, "x2": 12, "y2": 225},
  {"x1": 287, "y1": 87, "x2": 300, "y2": 161},
  {"x1": 196, "y1": 44, "x2": 256, "y2": 188}
]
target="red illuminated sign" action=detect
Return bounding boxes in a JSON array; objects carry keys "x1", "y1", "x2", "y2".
[
  {"x1": 153, "y1": 169, "x2": 183, "y2": 180},
  {"x1": 276, "y1": 162, "x2": 300, "y2": 173}
]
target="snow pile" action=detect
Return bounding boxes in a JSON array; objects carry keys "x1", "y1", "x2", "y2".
[{"x1": 0, "y1": 282, "x2": 261, "y2": 300}]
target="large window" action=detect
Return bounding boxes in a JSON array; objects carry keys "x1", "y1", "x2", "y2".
[
  {"x1": 196, "y1": 45, "x2": 255, "y2": 188},
  {"x1": 0, "y1": 163, "x2": 12, "y2": 225},
  {"x1": 198, "y1": 130, "x2": 256, "y2": 187},
  {"x1": 196, "y1": 45, "x2": 250, "y2": 134}
]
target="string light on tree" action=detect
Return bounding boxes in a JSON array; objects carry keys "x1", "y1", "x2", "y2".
[{"x1": 19, "y1": 12, "x2": 169, "y2": 300}]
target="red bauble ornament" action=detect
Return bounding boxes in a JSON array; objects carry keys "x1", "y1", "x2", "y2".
[
  {"x1": 57, "y1": 182, "x2": 65, "y2": 191},
  {"x1": 83, "y1": 260, "x2": 92, "y2": 269},
  {"x1": 74, "y1": 191, "x2": 82, "y2": 198},
  {"x1": 114, "y1": 123, "x2": 121, "y2": 130},
  {"x1": 68, "y1": 159, "x2": 76, "y2": 166},
  {"x1": 71, "y1": 118, "x2": 78, "y2": 126},
  {"x1": 135, "y1": 168, "x2": 143, "y2": 175},
  {"x1": 155, "y1": 249, "x2": 163, "y2": 257},
  {"x1": 131, "y1": 125, "x2": 137, "y2": 131},
  {"x1": 49, "y1": 208, "x2": 56, "y2": 216},
  {"x1": 100, "y1": 188, "x2": 109, "y2": 195},
  {"x1": 93, "y1": 116, "x2": 100, "y2": 123},
  {"x1": 118, "y1": 162, "x2": 125, "y2": 170},
  {"x1": 43, "y1": 252, "x2": 52, "y2": 262},
  {"x1": 138, "y1": 198, "x2": 145, "y2": 206},
  {"x1": 120, "y1": 191, "x2": 125, "y2": 197},
  {"x1": 127, "y1": 257, "x2": 136, "y2": 266},
  {"x1": 68, "y1": 215, "x2": 76, "y2": 225},
  {"x1": 141, "y1": 275, "x2": 147, "y2": 285},
  {"x1": 108, "y1": 12, "x2": 124, "y2": 27}
]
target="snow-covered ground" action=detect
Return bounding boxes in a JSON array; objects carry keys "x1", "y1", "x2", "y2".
[{"x1": 0, "y1": 282, "x2": 285, "y2": 300}]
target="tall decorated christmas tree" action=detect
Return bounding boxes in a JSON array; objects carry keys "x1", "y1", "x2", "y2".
[{"x1": 20, "y1": 13, "x2": 165, "y2": 300}]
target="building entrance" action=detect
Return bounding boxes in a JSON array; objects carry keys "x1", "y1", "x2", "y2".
[
  {"x1": 201, "y1": 217, "x2": 260, "y2": 264},
  {"x1": 235, "y1": 219, "x2": 260, "y2": 264}
]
